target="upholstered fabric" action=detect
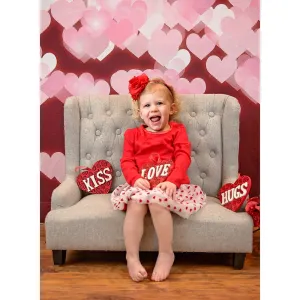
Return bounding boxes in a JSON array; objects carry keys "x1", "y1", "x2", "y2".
[
  {"x1": 46, "y1": 195, "x2": 253, "y2": 252},
  {"x1": 45, "y1": 94, "x2": 253, "y2": 253}
]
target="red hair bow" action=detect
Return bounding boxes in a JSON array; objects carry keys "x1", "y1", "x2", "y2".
[
  {"x1": 128, "y1": 73, "x2": 149, "y2": 100},
  {"x1": 245, "y1": 196, "x2": 260, "y2": 227}
]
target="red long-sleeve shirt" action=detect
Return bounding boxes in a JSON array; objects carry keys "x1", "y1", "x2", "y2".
[{"x1": 120, "y1": 121, "x2": 191, "y2": 188}]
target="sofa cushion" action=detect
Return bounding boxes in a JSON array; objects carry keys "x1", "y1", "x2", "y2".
[{"x1": 45, "y1": 194, "x2": 253, "y2": 253}]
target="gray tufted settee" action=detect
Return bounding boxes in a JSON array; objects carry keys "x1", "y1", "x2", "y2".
[{"x1": 45, "y1": 94, "x2": 253, "y2": 269}]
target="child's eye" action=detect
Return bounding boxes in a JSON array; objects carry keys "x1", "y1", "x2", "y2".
[
  {"x1": 157, "y1": 101, "x2": 163, "y2": 105},
  {"x1": 144, "y1": 104, "x2": 150, "y2": 107}
]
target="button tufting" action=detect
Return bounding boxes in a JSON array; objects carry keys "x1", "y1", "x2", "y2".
[
  {"x1": 200, "y1": 130, "x2": 205, "y2": 136},
  {"x1": 116, "y1": 171, "x2": 121, "y2": 177},
  {"x1": 116, "y1": 129, "x2": 121, "y2": 135},
  {"x1": 107, "y1": 150, "x2": 112, "y2": 157},
  {"x1": 210, "y1": 151, "x2": 216, "y2": 158},
  {"x1": 191, "y1": 151, "x2": 196, "y2": 157},
  {"x1": 190, "y1": 112, "x2": 196, "y2": 117},
  {"x1": 127, "y1": 109, "x2": 132, "y2": 115},
  {"x1": 200, "y1": 172, "x2": 207, "y2": 179},
  {"x1": 95, "y1": 130, "x2": 101, "y2": 136},
  {"x1": 106, "y1": 110, "x2": 112, "y2": 116},
  {"x1": 88, "y1": 113, "x2": 93, "y2": 119},
  {"x1": 86, "y1": 153, "x2": 91, "y2": 160},
  {"x1": 209, "y1": 111, "x2": 215, "y2": 117}
]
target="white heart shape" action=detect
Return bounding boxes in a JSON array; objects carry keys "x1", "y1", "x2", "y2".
[
  {"x1": 40, "y1": 53, "x2": 57, "y2": 79},
  {"x1": 167, "y1": 49, "x2": 191, "y2": 73},
  {"x1": 139, "y1": 14, "x2": 165, "y2": 39},
  {"x1": 203, "y1": 4, "x2": 234, "y2": 36},
  {"x1": 97, "y1": 41, "x2": 115, "y2": 61},
  {"x1": 40, "y1": 0, "x2": 56, "y2": 11}
]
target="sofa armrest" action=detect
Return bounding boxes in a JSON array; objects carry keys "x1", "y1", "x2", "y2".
[
  {"x1": 222, "y1": 96, "x2": 241, "y2": 185},
  {"x1": 51, "y1": 177, "x2": 82, "y2": 210}
]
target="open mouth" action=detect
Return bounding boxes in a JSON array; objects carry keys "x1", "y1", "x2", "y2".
[{"x1": 150, "y1": 116, "x2": 161, "y2": 122}]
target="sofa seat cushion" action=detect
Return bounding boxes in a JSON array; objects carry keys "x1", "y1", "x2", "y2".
[{"x1": 45, "y1": 194, "x2": 253, "y2": 253}]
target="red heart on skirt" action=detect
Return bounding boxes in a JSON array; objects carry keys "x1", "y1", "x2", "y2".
[
  {"x1": 76, "y1": 160, "x2": 113, "y2": 194},
  {"x1": 218, "y1": 175, "x2": 251, "y2": 211}
]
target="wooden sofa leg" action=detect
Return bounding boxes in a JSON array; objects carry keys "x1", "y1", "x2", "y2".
[
  {"x1": 52, "y1": 250, "x2": 66, "y2": 265},
  {"x1": 233, "y1": 253, "x2": 246, "y2": 270}
]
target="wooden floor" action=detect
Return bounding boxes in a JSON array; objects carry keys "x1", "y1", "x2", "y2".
[{"x1": 41, "y1": 224, "x2": 260, "y2": 300}]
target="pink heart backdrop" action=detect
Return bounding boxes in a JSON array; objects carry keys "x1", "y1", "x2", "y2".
[{"x1": 40, "y1": 0, "x2": 260, "y2": 222}]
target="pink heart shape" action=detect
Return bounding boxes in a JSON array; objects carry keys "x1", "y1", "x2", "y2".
[
  {"x1": 192, "y1": 0, "x2": 216, "y2": 14},
  {"x1": 56, "y1": 88, "x2": 72, "y2": 104},
  {"x1": 40, "y1": 63, "x2": 50, "y2": 80},
  {"x1": 231, "y1": 6, "x2": 260, "y2": 28},
  {"x1": 242, "y1": 29, "x2": 259, "y2": 57},
  {"x1": 229, "y1": 0, "x2": 251, "y2": 11},
  {"x1": 176, "y1": 78, "x2": 206, "y2": 94},
  {"x1": 234, "y1": 56, "x2": 259, "y2": 103},
  {"x1": 40, "y1": 152, "x2": 66, "y2": 183},
  {"x1": 167, "y1": 57, "x2": 186, "y2": 75},
  {"x1": 172, "y1": 0, "x2": 199, "y2": 31},
  {"x1": 186, "y1": 33, "x2": 216, "y2": 60},
  {"x1": 218, "y1": 33, "x2": 246, "y2": 59},
  {"x1": 126, "y1": 33, "x2": 149, "y2": 58},
  {"x1": 226, "y1": 75, "x2": 241, "y2": 91},
  {"x1": 40, "y1": 70, "x2": 65, "y2": 98},
  {"x1": 143, "y1": 69, "x2": 164, "y2": 80},
  {"x1": 51, "y1": 0, "x2": 86, "y2": 29},
  {"x1": 84, "y1": 31, "x2": 110, "y2": 59},
  {"x1": 163, "y1": 69, "x2": 180, "y2": 86},
  {"x1": 114, "y1": 0, "x2": 147, "y2": 31},
  {"x1": 204, "y1": 26, "x2": 219, "y2": 43},
  {"x1": 139, "y1": 14, "x2": 165, "y2": 39},
  {"x1": 237, "y1": 53, "x2": 252, "y2": 67},
  {"x1": 96, "y1": 0, "x2": 123, "y2": 15},
  {"x1": 63, "y1": 27, "x2": 91, "y2": 61},
  {"x1": 243, "y1": 76, "x2": 260, "y2": 103},
  {"x1": 206, "y1": 55, "x2": 237, "y2": 83},
  {"x1": 64, "y1": 73, "x2": 94, "y2": 96},
  {"x1": 250, "y1": 0, "x2": 260, "y2": 9},
  {"x1": 234, "y1": 57, "x2": 260, "y2": 102},
  {"x1": 148, "y1": 29, "x2": 182, "y2": 66},
  {"x1": 40, "y1": 53, "x2": 57, "y2": 79},
  {"x1": 189, "y1": 78, "x2": 207, "y2": 94},
  {"x1": 110, "y1": 70, "x2": 142, "y2": 94},
  {"x1": 40, "y1": 90, "x2": 49, "y2": 105},
  {"x1": 234, "y1": 57, "x2": 259, "y2": 87},
  {"x1": 40, "y1": 10, "x2": 51, "y2": 34},
  {"x1": 221, "y1": 15, "x2": 253, "y2": 36},
  {"x1": 81, "y1": 8, "x2": 112, "y2": 37},
  {"x1": 91, "y1": 80, "x2": 110, "y2": 95},
  {"x1": 106, "y1": 19, "x2": 135, "y2": 49},
  {"x1": 163, "y1": 2, "x2": 179, "y2": 29},
  {"x1": 192, "y1": 21, "x2": 206, "y2": 34}
]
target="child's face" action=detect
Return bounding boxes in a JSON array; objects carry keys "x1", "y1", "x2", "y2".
[{"x1": 139, "y1": 89, "x2": 175, "y2": 132}]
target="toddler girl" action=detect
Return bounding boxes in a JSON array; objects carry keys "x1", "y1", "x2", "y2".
[{"x1": 111, "y1": 74, "x2": 206, "y2": 282}]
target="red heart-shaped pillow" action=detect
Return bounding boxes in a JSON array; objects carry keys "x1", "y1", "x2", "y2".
[
  {"x1": 76, "y1": 160, "x2": 113, "y2": 194},
  {"x1": 245, "y1": 196, "x2": 260, "y2": 227},
  {"x1": 218, "y1": 175, "x2": 252, "y2": 211}
]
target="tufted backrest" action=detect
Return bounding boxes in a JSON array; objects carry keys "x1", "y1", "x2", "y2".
[{"x1": 64, "y1": 94, "x2": 240, "y2": 197}]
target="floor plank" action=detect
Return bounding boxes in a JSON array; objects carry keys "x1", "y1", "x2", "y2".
[{"x1": 41, "y1": 224, "x2": 260, "y2": 299}]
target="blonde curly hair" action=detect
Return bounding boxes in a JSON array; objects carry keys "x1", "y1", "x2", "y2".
[{"x1": 131, "y1": 77, "x2": 181, "y2": 122}]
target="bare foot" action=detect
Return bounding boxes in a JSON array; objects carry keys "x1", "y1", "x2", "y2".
[
  {"x1": 151, "y1": 252, "x2": 175, "y2": 282},
  {"x1": 126, "y1": 257, "x2": 148, "y2": 282}
]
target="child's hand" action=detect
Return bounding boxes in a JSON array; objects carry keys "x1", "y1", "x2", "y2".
[
  {"x1": 156, "y1": 181, "x2": 176, "y2": 200},
  {"x1": 134, "y1": 178, "x2": 150, "y2": 190}
]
